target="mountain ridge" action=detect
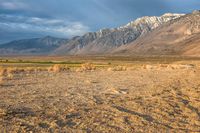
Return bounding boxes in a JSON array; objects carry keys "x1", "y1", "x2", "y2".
[
  {"x1": 111, "y1": 11, "x2": 200, "y2": 56},
  {"x1": 53, "y1": 13, "x2": 184, "y2": 55},
  {"x1": 0, "y1": 36, "x2": 68, "y2": 55}
]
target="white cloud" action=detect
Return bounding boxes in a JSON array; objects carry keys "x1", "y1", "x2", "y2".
[
  {"x1": 0, "y1": 14, "x2": 90, "y2": 37},
  {"x1": 0, "y1": 1, "x2": 29, "y2": 10}
]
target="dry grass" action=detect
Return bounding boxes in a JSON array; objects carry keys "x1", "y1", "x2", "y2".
[
  {"x1": 0, "y1": 67, "x2": 7, "y2": 76},
  {"x1": 142, "y1": 64, "x2": 159, "y2": 69},
  {"x1": 1, "y1": 63, "x2": 200, "y2": 132},
  {"x1": 0, "y1": 76, "x2": 3, "y2": 85},
  {"x1": 6, "y1": 72, "x2": 14, "y2": 80},
  {"x1": 81, "y1": 63, "x2": 96, "y2": 71},
  {"x1": 142, "y1": 63, "x2": 196, "y2": 70},
  {"x1": 0, "y1": 67, "x2": 49, "y2": 83},
  {"x1": 48, "y1": 64, "x2": 70, "y2": 73},
  {"x1": 6, "y1": 68, "x2": 25, "y2": 74},
  {"x1": 0, "y1": 67, "x2": 6, "y2": 85},
  {"x1": 76, "y1": 63, "x2": 96, "y2": 72},
  {"x1": 107, "y1": 66, "x2": 127, "y2": 71},
  {"x1": 0, "y1": 60, "x2": 200, "y2": 132}
]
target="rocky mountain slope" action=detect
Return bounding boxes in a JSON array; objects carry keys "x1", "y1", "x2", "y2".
[
  {"x1": 112, "y1": 10, "x2": 200, "y2": 56},
  {"x1": 0, "y1": 36, "x2": 68, "y2": 55},
  {"x1": 53, "y1": 13, "x2": 184, "y2": 55}
]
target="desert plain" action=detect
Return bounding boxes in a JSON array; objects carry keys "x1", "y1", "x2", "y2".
[{"x1": 0, "y1": 57, "x2": 200, "y2": 133}]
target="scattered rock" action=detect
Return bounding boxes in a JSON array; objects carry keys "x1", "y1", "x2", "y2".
[
  {"x1": 93, "y1": 96, "x2": 104, "y2": 104},
  {"x1": 38, "y1": 122, "x2": 50, "y2": 129},
  {"x1": 20, "y1": 123, "x2": 35, "y2": 132},
  {"x1": 6, "y1": 106, "x2": 35, "y2": 118},
  {"x1": 66, "y1": 113, "x2": 81, "y2": 119},
  {"x1": 66, "y1": 120, "x2": 77, "y2": 127},
  {"x1": 55, "y1": 119, "x2": 66, "y2": 128}
]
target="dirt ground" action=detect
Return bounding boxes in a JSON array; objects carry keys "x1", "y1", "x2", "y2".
[{"x1": 0, "y1": 63, "x2": 200, "y2": 133}]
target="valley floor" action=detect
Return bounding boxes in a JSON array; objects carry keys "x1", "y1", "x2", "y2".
[{"x1": 0, "y1": 63, "x2": 200, "y2": 132}]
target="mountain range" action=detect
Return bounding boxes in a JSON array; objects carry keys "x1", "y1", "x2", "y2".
[
  {"x1": 0, "y1": 36, "x2": 68, "y2": 55},
  {"x1": 0, "y1": 10, "x2": 200, "y2": 57}
]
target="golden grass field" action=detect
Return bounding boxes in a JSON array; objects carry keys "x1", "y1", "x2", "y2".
[{"x1": 0, "y1": 56, "x2": 200, "y2": 132}]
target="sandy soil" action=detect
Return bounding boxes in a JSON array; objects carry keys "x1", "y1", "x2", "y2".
[{"x1": 0, "y1": 66, "x2": 200, "y2": 132}]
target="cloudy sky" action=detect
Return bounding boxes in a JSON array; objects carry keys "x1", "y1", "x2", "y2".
[{"x1": 0, "y1": 0, "x2": 200, "y2": 43}]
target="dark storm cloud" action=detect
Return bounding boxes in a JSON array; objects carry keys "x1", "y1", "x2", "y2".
[{"x1": 0, "y1": 0, "x2": 200, "y2": 43}]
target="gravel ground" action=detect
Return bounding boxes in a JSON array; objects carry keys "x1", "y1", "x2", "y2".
[{"x1": 0, "y1": 66, "x2": 200, "y2": 132}]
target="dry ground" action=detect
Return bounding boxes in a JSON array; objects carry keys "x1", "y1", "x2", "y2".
[{"x1": 0, "y1": 62, "x2": 200, "y2": 133}]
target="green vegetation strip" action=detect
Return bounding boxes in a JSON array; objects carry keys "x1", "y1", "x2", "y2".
[{"x1": 0, "y1": 60, "x2": 83, "y2": 65}]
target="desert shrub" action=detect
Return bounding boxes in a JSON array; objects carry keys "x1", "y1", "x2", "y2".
[
  {"x1": 169, "y1": 64, "x2": 195, "y2": 70},
  {"x1": 81, "y1": 63, "x2": 96, "y2": 71},
  {"x1": 142, "y1": 65, "x2": 150, "y2": 69},
  {"x1": 0, "y1": 67, "x2": 7, "y2": 76},
  {"x1": 34, "y1": 67, "x2": 48, "y2": 72},
  {"x1": 159, "y1": 64, "x2": 169, "y2": 68},
  {"x1": 48, "y1": 64, "x2": 69, "y2": 73},
  {"x1": 75, "y1": 63, "x2": 96, "y2": 72},
  {"x1": 25, "y1": 67, "x2": 37, "y2": 73},
  {"x1": 1, "y1": 67, "x2": 22, "y2": 80},
  {"x1": 6, "y1": 68, "x2": 14, "y2": 79},
  {"x1": 107, "y1": 66, "x2": 127, "y2": 71},
  {"x1": 6, "y1": 68, "x2": 17, "y2": 74},
  {"x1": 0, "y1": 76, "x2": 3, "y2": 85},
  {"x1": 75, "y1": 68, "x2": 83, "y2": 72},
  {"x1": 142, "y1": 65, "x2": 158, "y2": 70},
  {"x1": 0, "y1": 67, "x2": 6, "y2": 84},
  {"x1": 23, "y1": 67, "x2": 49, "y2": 73},
  {"x1": 8, "y1": 68, "x2": 25, "y2": 74}
]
